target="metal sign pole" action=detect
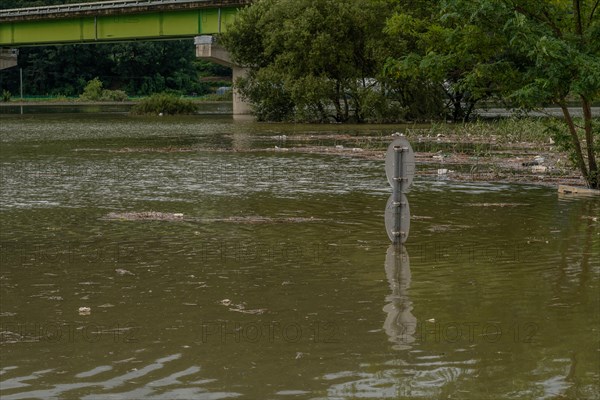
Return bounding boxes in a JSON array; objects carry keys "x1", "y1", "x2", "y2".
[
  {"x1": 19, "y1": 67, "x2": 23, "y2": 115},
  {"x1": 393, "y1": 145, "x2": 403, "y2": 240},
  {"x1": 385, "y1": 134, "x2": 415, "y2": 244}
]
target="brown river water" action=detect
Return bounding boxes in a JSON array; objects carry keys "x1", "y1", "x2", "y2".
[{"x1": 0, "y1": 107, "x2": 599, "y2": 399}]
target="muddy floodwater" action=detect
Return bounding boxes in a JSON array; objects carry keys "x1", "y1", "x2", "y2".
[{"x1": 1, "y1": 108, "x2": 599, "y2": 399}]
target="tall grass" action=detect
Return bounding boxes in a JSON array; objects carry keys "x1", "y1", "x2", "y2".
[{"x1": 425, "y1": 118, "x2": 556, "y2": 144}]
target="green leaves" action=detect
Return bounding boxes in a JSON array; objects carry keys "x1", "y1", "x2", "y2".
[{"x1": 222, "y1": 0, "x2": 398, "y2": 122}]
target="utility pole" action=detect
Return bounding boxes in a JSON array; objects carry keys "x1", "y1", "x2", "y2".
[{"x1": 19, "y1": 67, "x2": 23, "y2": 100}]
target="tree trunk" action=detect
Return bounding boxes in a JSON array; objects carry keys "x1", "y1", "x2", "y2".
[
  {"x1": 581, "y1": 96, "x2": 599, "y2": 188},
  {"x1": 573, "y1": 0, "x2": 583, "y2": 36},
  {"x1": 333, "y1": 82, "x2": 342, "y2": 122},
  {"x1": 560, "y1": 102, "x2": 590, "y2": 184}
]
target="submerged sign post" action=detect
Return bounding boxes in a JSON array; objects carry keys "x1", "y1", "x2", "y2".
[{"x1": 385, "y1": 134, "x2": 415, "y2": 244}]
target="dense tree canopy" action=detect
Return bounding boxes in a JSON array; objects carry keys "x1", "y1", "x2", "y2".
[
  {"x1": 222, "y1": 0, "x2": 436, "y2": 122},
  {"x1": 386, "y1": 0, "x2": 599, "y2": 187}
]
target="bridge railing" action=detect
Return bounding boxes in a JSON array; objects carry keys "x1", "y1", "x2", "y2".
[{"x1": 0, "y1": 0, "x2": 247, "y2": 19}]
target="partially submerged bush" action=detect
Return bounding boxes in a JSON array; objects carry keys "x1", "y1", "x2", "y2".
[
  {"x1": 80, "y1": 77, "x2": 128, "y2": 102},
  {"x1": 101, "y1": 89, "x2": 128, "y2": 102},
  {"x1": 80, "y1": 77, "x2": 103, "y2": 100},
  {"x1": 130, "y1": 93, "x2": 198, "y2": 115}
]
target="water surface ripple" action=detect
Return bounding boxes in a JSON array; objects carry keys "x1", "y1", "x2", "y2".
[{"x1": 1, "y1": 112, "x2": 598, "y2": 399}]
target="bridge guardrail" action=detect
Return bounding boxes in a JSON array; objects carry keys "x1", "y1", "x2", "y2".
[{"x1": 0, "y1": 0, "x2": 250, "y2": 20}]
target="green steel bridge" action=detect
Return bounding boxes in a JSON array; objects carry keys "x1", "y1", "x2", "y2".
[{"x1": 0, "y1": 0, "x2": 251, "y2": 46}]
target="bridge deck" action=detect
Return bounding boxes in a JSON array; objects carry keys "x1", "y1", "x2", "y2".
[
  {"x1": 0, "y1": 0, "x2": 251, "y2": 22},
  {"x1": 0, "y1": 0, "x2": 251, "y2": 46}
]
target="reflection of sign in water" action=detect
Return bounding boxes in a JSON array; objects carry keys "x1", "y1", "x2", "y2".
[
  {"x1": 384, "y1": 134, "x2": 415, "y2": 244},
  {"x1": 383, "y1": 244, "x2": 416, "y2": 350}
]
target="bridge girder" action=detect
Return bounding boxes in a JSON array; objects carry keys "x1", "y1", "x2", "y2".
[{"x1": 0, "y1": 0, "x2": 250, "y2": 46}]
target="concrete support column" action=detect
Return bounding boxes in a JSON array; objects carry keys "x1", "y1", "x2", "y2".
[
  {"x1": 195, "y1": 36, "x2": 251, "y2": 116},
  {"x1": 0, "y1": 48, "x2": 18, "y2": 70},
  {"x1": 231, "y1": 65, "x2": 251, "y2": 115}
]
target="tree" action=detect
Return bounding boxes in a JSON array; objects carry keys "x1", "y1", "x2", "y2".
[
  {"x1": 222, "y1": 0, "x2": 406, "y2": 122},
  {"x1": 499, "y1": 0, "x2": 599, "y2": 189},
  {"x1": 385, "y1": 0, "x2": 512, "y2": 121},
  {"x1": 387, "y1": 0, "x2": 600, "y2": 188}
]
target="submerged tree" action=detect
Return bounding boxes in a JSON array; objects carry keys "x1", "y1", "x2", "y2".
[
  {"x1": 222, "y1": 0, "x2": 409, "y2": 122},
  {"x1": 498, "y1": 0, "x2": 600, "y2": 188},
  {"x1": 386, "y1": 0, "x2": 600, "y2": 188}
]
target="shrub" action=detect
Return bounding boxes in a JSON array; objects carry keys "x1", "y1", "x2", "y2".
[
  {"x1": 101, "y1": 90, "x2": 128, "y2": 102},
  {"x1": 2, "y1": 89, "x2": 11, "y2": 102},
  {"x1": 130, "y1": 93, "x2": 198, "y2": 115},
  {"x1": 80, "y1": 77, "x2": 103, "y2": 101},
  {"x1": 80, "y1": 78, "x2": 128, "y2": 102}
]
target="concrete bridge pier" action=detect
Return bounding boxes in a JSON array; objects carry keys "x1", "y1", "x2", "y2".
[
  {"x1": 0, "y1": 48, "x2": 18, "y2": 70},
  {"x1": 195, "y1": 36, "x2": 251, "y2": 116}
]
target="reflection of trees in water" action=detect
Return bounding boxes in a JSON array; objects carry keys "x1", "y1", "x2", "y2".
[
  {"x1": 550, "y1": 197, "x2": 600, "y2": 398},
  {"x1": 556, "y1": 198, "x2": 599, "y2": 290},
  {"x1": 383, "y1": 244, "x2": 417, "y2": 351}
]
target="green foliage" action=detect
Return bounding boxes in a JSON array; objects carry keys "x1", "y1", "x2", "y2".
[
  {"x1": 427, "y1": 117, "x2": 556, "y2": 145},
  {"x1": 386, "y1": 0, "x2": 599, "y2": 187},
  {"x1": 101, "y1": 89, "x2": 128, "y2": 102},
  {"x1": 194, "y1": 60, "x2": 232, "y2": 78},
  {"x1": 79, "y1": 77, "x2": 128, "y2": 102},
  {"x1": 385, "y1": 1, "x2": 508, "y2": 121},
  {"x1": 2, "y1": 90, "x2": 11, "y2": 102},
  {"x1": 546, "y1": 117, "x2": 600, "y2": 175},
  {"x1": 130, "y1": 93, "x2": 198, "y2": 115},
  {"x1": 0, "y1": 41, "x2": 211, "y2": 97},
  {"x1": 222, "y1": 0, "x2": 410, "y2": 123},
  {"x1": 80, "y1": 77, "x2": 103, "y2": 101},
  {"x1": 201, "y1": 91, "x2": 233, "y2": 102}
]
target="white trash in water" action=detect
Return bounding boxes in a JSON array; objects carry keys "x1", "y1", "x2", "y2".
[{"x1": 78, "y1": 307, "x2": 91, "y2": 316}]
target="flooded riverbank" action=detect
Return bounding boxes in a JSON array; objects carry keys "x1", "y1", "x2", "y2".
[{"x1": 1, "y1": 110, "x2": 598, "y2": 399}]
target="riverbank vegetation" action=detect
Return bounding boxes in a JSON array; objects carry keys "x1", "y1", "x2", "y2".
[
  {"x1": 1, "y1": 0, "x2": 597, "y2": 187},
  {"x1": 222, "y1": 0, "x2": 599, "y2": 188},
  {"x1": 79, "y1": 77, "x2": 128, "y2": 102},
  {"x1": 129, "y1": 93, "x2": 198, "y2": 115}
]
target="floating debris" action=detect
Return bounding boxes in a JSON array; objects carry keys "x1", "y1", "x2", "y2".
[
  {"x1": 210, "y1": 216, "x2": 322, "y2": 224},
  {"x1": 229, "y1": 307, "x2": 267, "y2": 315},
  {"x1": 412, "y1": 215, "x2": 434, "y2": 220},
  {"x1": 221, "y1": 300, "x2": 266, "y2": 315},
  {"x1": 467, "y1": 203, "x2": 529, "y2": 207},
  {"x1": 105, "y1": 211, "x2": 185, "y2": 221},
  {"x1": 104, "y1": 212, "x2": 322, "y2": 224},
  {"x1": 115, "y1": 268, "x2": 135, "y2": 276},
  {"x1": 427, "y1": 224, "x2": 470, "y2": 232},
  {"x1": 522, "y1": 156, "x2": 544, "y2": 167},
  {"x1": 78, "y1": 307, "x2": 91, "y2": 316}
]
